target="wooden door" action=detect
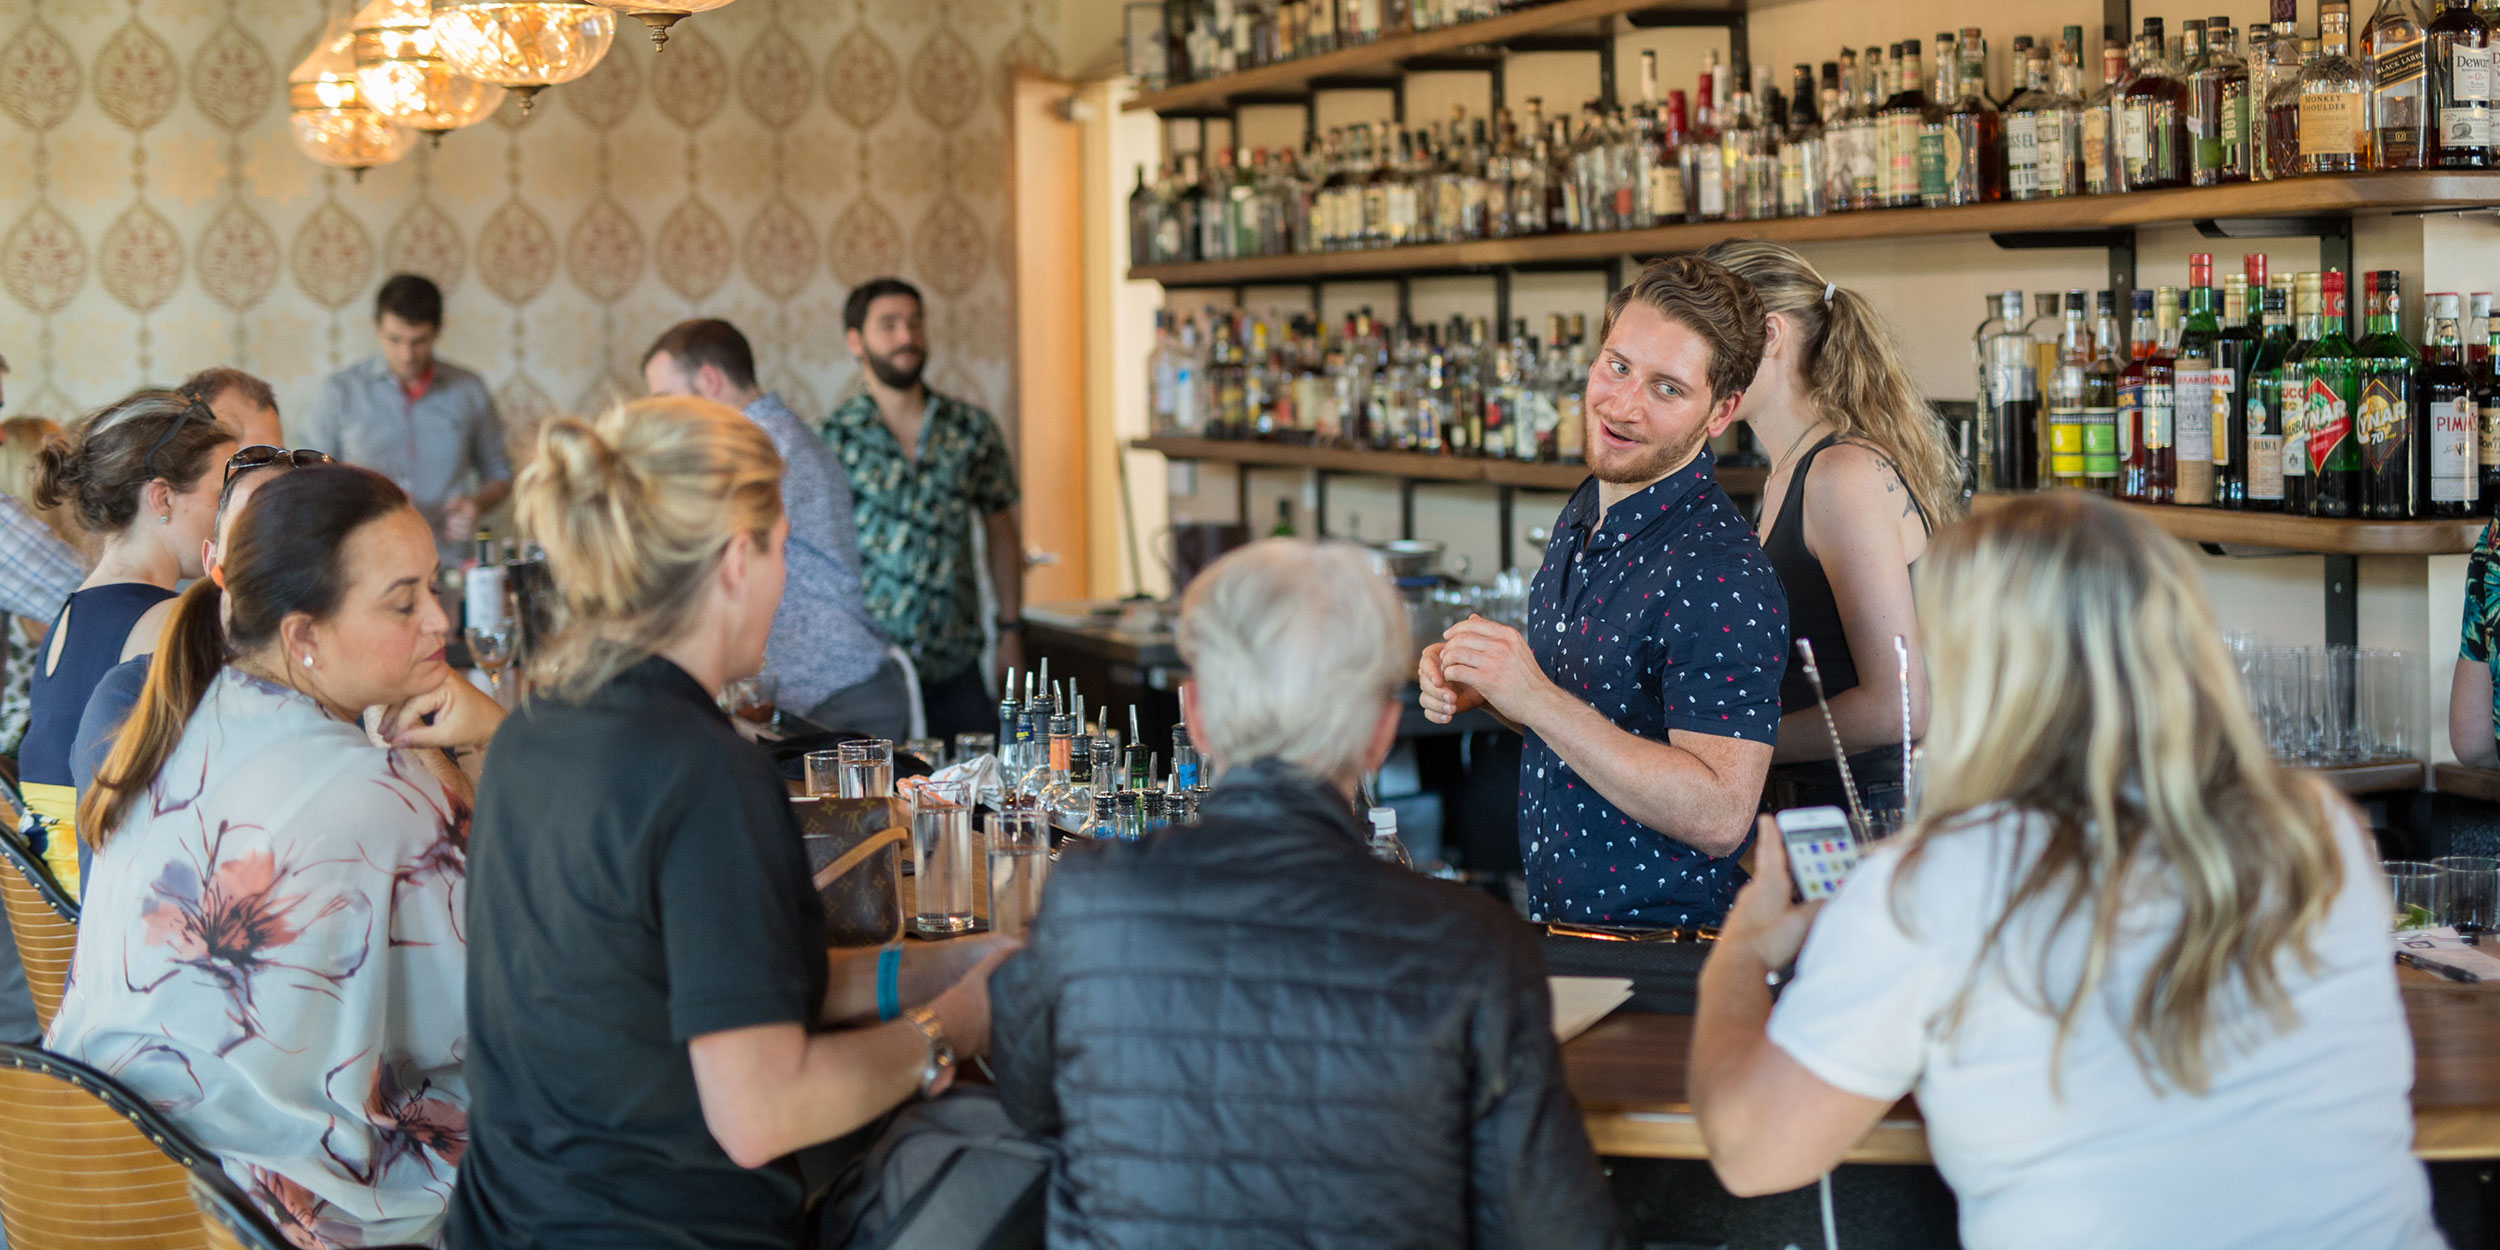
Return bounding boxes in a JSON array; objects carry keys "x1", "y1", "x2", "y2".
[{"x1": 1009, "y1": 71, "x2": 1089, "y2": 607}]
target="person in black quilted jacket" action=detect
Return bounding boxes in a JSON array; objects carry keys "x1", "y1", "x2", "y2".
[{"x1": 987, "y1": 538, "x2": 1624, "y2": 1250}]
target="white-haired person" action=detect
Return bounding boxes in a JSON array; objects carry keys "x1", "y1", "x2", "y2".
[
  {"x1": 987, "y1": 538, "x2": 1624, "y2": 1250},
  {"x1": 1691, "y1": 492, "x2": 2444, "y2": 1250}
]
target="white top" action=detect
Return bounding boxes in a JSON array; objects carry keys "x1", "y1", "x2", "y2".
[{"x1": 1768, "y1": 800, "x2": 2445, "y2": 1250}]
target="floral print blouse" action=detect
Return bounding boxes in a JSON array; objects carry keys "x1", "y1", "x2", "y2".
[{"x1": 48, "y1": 667, "x2": 469, "y2": 1249}]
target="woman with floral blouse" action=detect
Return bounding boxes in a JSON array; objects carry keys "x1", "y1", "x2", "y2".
[{"x1": 49, "y1": 464, "x2": 502, "y2": 1248}]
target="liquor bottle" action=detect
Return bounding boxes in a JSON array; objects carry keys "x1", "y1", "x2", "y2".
[
  {"x1": 1980, "y1": 290, "x2": 2040, "y2": 491},
  {"x1": 2084, "y1": 40, "x2": 2131, "y2": 196},
  {"x1": 2365, "y1": 0, "x2": 2432, "y2": 169},
  {"x1": 1883, "y1": 37, "x2": 1929, "y2": 208},
  {"x1": 2268, "y1": 36, "x2": 2319, "y2": 178},
  {"x1": 2175, "y1": 256, "x2": 2224, "y2": 506},
  {"x1": 1916, "y1": 33, "x2": 1957, "y2": 207},
  {"x1": 2123, "y1": 17, "x2": 2193, "y2": 189},
  {"x1": 2144, "y1": 286, "x2": 2181, "y2": 504},
  {"x1": 2247, "y1": 281, "x2": 2295, "y2": 510},
  {"x1": 2119, "y1": 288, "x2": 2156, "y2": 501},
  {"x1": 1940, "y1": 27, "x2": 2002, "y2": 205},
  {"x1": 2252, "y1": 0, "x2": 2298, "y2": 177},
  {"x1": 2007, "y1": 42, "x2": 2058, "y2": 199},
  {"x1": 2087, "y1": 289, "x2": 2124, "y2": 492},
  {"x1": 1691, "y1": 61, "x2": 1727, "y2": 222},
  {"x1": 1129, "y1": 165, "x2": 1157, "y2": 267},
  {"x1": 2216, "y1": 259, "x2": 2266, "y2": 509},
  {"x1": 2480, "y1": 299, "x2": 2500, "y2": 502},
  {"x1": 2046, "y1": 291, "x2": 2093, "y2": 489},
  {"x1": 2303, "y1": 3, "x2": 2371, "y2": 172},
  {"x1": 2430, "y1": 0, "x2": 2497, "y2": 167},
  {"x1": 2191, "y1": 18, "x2": 2254, "y2": 183},
  {"x1": 2474, "y1": 291, "x2": 2496, "y2": 367},
  {"x1": 1781, "y1": 63, "x2": 1826, "y2": 218},
  {"x1": 2309, "y1": 270, "x2": 2365, "y2": 517},
  {"x1": 2425, "y1": 292, "x2": 2483, "y2": 515},
  {"x1": 2358, "y1": 270, "x2": 2425, "y2": 518},
  {"x1": 1849, "y1": 47, "x2": 1885, "y2": 209},
  {"x1": 1515, "y1": 102, "x2": 1552, "y2": 233},
  {"x1": 2283, "y1": 273, "x2": 2322, "y2": 513}
]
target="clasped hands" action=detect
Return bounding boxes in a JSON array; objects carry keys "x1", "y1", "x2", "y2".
[{"x1": 1418, "y1": 614, "x2": 1551, "y2": 725}]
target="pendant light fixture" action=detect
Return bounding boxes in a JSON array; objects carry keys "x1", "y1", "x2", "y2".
[
  {"x1": 290, "y1": 1, "x2": 416, "y2": 176},
  {"x1": 352, "y1": 0, "x2": 508, "y2": 143},
  {"x1": 432, "y1": 0, "x2": 618, "y2": 112},
  {"x1": 588, "y1": 0, "x2": 739, "y2": 49}
]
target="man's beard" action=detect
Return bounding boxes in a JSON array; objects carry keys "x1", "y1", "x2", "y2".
[
  {"x1": 1586, "y1": 410, "x2": 1709, "y2": 485},
  {"x1": 864, "y1": 347, "x2": 923, "y2": 390}
]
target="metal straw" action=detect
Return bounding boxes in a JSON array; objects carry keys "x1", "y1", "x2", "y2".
[
  {"x1": 1894, "y1": 634, "x2": 1914, "y2": 803},
  {"x1": 1795, "y1": 638, "x2": 1871, "y2": 835}
]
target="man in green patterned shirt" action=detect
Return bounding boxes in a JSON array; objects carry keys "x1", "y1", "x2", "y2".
[{"x1": 821, "y1": 278, "x2": 1024, "y2": 739}]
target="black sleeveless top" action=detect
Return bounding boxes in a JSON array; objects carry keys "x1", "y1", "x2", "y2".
[
  {"x1": 1762, "y1": 435, "x2": 1928, "y2": 802},
  {"x1": 21, "y1": 581, "x2": 177, "y2": 788}
]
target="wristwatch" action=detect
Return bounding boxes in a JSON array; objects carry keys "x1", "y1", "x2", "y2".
[
  {"x1": 994, "y1": 618, "x2": 1025, "y2": 633},
  {"x1": 901, "y1": 1005, "x2": 956, "y2": 1099}
]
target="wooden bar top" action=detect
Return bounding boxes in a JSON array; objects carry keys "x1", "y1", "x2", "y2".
[{"x1": 1564, "y1": 969, "x2": 2500, "y2": 1163}]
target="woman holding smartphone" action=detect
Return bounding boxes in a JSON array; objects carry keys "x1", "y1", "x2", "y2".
[{"x1": 1689, "y1": 493, "x2": 2441, "y2": 1250}]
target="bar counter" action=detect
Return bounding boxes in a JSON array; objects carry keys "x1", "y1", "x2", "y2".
[{"x1": 1561, "y1": 968, "x2": 2500, "y2": 1163}]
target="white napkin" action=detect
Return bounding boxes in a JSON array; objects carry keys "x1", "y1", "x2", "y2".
[
  {"x1": 928, "y1": 753, "x2": 1007, "y2": 809},
  {"x1": 1549, "y1": 975, "x2": 1634, "y2": 1043}
]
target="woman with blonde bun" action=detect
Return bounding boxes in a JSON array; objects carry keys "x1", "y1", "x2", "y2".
[
  {"x1": 447, "y1": 396, "x2": 1012, "y2": 1250},
  {"x1": 1703, "y1": 239, "x2": 1962, "y2": 816},
  {"x1": 1693, "y1": 493, "x2": 2442, "y2": 1250}
]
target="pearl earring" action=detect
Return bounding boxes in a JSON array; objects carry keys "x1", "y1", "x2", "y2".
[
  {"x1": 303, "y1": 654, "x2": 314, "y2": 667},
  {"x1": 159, "y1": 513, "x2": 171, "y2": 525}
]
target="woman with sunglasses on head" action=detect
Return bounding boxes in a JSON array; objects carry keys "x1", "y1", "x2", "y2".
[
  {"x1": 1690, "y1": 493, "x2": 2443, "y2": 1250},
  {"x1": 19, "y1": 389, "x2": 235, "y2": 897},
  {"x1": 50, "y1": 463, "x2": 500, "y2": 1248}
]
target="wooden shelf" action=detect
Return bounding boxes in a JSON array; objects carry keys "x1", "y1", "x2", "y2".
[
  {"x1": 2310, "y1": 760, "x2": 2427, "y2": 796},
  {"x1": 1134, "y1": 435, "x2": 1768, "y2": 495},
  {"x1": 1969, "y1": 492, "x2": 2485, "y2": 556},
  {"x1": 1128, "y1": 0, "x2": 1725, "y2": 115},
  {"x1": 1130, "y1": 173, "x2": 2500, "y2": 287}
]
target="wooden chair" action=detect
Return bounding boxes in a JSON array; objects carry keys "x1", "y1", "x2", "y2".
[
  {"x1": 0, "y1": 1040, "x2": 210, "y2": 1250},
  {"x1": 0, "y1": 817, "x2": 76, "y2": 1034}
]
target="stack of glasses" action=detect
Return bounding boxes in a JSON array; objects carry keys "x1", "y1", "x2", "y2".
[{"x1": 2228, "y1": 642, "x2": 2424, "y2": 767}]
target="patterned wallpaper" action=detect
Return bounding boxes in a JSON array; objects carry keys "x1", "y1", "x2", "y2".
[{"x1": 0, "y1": 0, "x2": 1062, "y2": 452}]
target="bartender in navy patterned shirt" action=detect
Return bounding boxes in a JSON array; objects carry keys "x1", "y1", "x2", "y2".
[{"x1": 1421, "y1": 256, "x2": 1788, "y2": 927}]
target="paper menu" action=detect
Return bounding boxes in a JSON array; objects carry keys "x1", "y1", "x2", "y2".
[{"x1": 1550, "y1": 976, "x2": 1634, "y2": 1043}]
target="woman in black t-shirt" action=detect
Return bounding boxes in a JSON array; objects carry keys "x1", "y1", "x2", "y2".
[
  {"x1": 447, "y1": 397, "x2": 1009, "y2": 1250},
  {"x1": 1704, "y1": 240, "x2": 1965, "y2": 816}
]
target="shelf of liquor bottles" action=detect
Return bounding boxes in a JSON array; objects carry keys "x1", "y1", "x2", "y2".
[
  {"x1": 1971, "y1": 491, "x2": 2484, "y2": 556},
  {"x1": 1130, "y1": 0, "x2": 1719, "y2": 116},
  {"x1": 1129, "y1": 173, "x2": 2500, "y2": 287},
  {"x1": 1135, "y1": 434, "x2": 1772, "y2": 494}
]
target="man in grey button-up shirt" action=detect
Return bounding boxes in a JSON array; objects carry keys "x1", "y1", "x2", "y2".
[
  {"x1": 302, "y1": 274, "x2": 512, "y2": 557},
  {"x1": 642, "y1": 319, "x2": 910, "y2": 739}
]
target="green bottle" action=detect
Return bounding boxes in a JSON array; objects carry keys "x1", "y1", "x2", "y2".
[
  {"x1": 1268, "y1": 497, "x2": 1294, "y2": 537},
  {"x1": 2281, "y1": 273, "x2": 2323, "y2": 515},
  {"x1": 2244, "y1": 281, "x2": 2295, "y2": 511},
  {"x1": 2357, "y1": 270, "x2": 2424, "y2": 519},
  {"x1": 2175, "y1": 255, "x2": 2225, "y2": 506},
  {"x1": 2307, "y1": 270, "x2": 2364, "y2": 518}
]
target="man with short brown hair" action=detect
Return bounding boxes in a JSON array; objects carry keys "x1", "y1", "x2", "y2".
[
  {"x1": 180, "y1": 366, "x2": 283, "y2": 448},
  {"x1": 1420, "y1": 254, "x2": 1788, "y2": 928}
]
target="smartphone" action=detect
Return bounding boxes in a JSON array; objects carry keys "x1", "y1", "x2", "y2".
[{"x1": 1776, "y1": 806, "x2": 1862, "y2": 903}]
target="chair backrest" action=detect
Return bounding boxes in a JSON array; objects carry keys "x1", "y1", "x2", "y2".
[
  {"x1": 0, "y1": 1040, "x2": 212, "y2": 1250},
  {"x1": 0, "y1": 821, "x2": 76, "y2": 1033}
]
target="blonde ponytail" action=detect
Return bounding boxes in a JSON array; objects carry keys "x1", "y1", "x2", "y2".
[
  {"x1": 515, "y1": 396, "x2": 783, "y2": 701},
  {"x1": 1702, "y1": 239, "x2": 1966, "y2": 523}
]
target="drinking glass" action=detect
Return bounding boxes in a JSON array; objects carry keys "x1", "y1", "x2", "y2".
[
  {"x1": 986, "y1": 809, "x2": 1051, "y2": 938},
  {"x1": 838, "y1": 739, "x2": 895, "y2": 799},
  {"x1": 904, "y1": 737, "x2": 947, "y2": 771},
  {"x1": 953, "y1": 732, "x2": 997, "y2": 764},
  {"x1": 735, "y1": 673, "x2": 778, "y2": 726},
  {"x1": 1170, "y1": 726, "x2": 1202, "y2": 792},
  {"x1": 908, "y1": 777, "x2": 978, "y2": 936},
  {"x1": 465, "y1": 622, "x2": 515, "y2": 704},
  {"x1": 2387, "y1": 860, "x2": 2443, "y2": 930},
  {"x1": 2438, "y1": 856, "x2": 2500, "y2": 935},
  {"x1": 803, "y1": 749, "x2": 843, "y2": 798}
]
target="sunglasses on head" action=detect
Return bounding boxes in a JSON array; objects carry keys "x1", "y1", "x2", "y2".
[
  {"x1": 224, "y1": 444, "x2": 333, "y2": 484},
  {"x1": 139, "y1": 392, "x2": 220, "y2": 482}
]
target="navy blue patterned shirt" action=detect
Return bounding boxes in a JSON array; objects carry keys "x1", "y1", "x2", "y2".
[{"x1": 1519, "y1": 447, "x2": 1788, "y2": 927}]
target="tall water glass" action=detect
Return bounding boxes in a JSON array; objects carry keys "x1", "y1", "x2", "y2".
[
  {"x1": 2438, "y1": 856, "x2": 2500, "y2": 935},
  {"x1": 803, "y1": 749, "x2": 843, "y2": 797},
  {"x1": 987, "y1": 810, "x2": 1050, "y2": 938},
  {"x1": 838, "y1": 739, "x2": 895, "y2": 799},
  {"x1": 909, "y1": 777, "x2": 978, "y2": 935}
]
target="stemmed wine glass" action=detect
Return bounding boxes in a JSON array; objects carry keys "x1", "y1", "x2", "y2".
[{"x1": 465, "y1": 621, "x2": 516, "y2": 705}]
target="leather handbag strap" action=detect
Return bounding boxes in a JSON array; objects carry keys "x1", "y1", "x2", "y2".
[{"x1": 815, "y1": 826, "x2": 908, "y2": 892}]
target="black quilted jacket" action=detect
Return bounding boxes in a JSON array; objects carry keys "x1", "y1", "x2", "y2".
[{"x1": 987, "y1": 760, "x2": 1625, "y2": 1250}]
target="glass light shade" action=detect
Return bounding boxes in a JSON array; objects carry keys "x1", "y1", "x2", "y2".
[
  {"x1": 290, "y1": 3, "x2": 415, "y2": 174},
  {"x1": 433, "y1": 0, "x2": 617, "y2": 111},
  {"x1": 588, "y1": 0, "x2": 738, "y2": 48},
  {"x1": 352, "y1": 0, "x2": 507, "y2": 139}
]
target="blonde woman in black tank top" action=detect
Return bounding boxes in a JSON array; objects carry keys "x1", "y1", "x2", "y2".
[{"x1": 1703, "y1": 241, "x2": 1965, "y2": 814}]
